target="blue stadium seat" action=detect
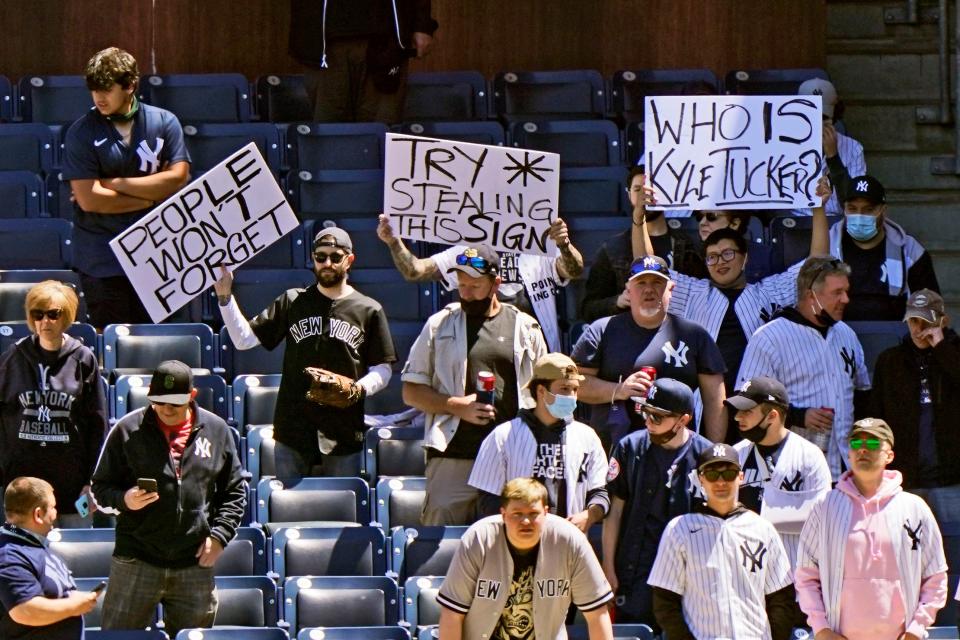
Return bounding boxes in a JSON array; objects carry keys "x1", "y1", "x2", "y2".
[
  {"x1": 403, "y1": 575, "x2": 444, "y2": 632},
  {"x1": 0, "y1": 171, "x2": 43, "y2": 217},
  {"x1": 932, "y1": 573, "x2": 959, "y2": 628},
  {"x1": 724, "y1": 68, "x2": 829, "y2": 95},
  {"x1": 363, "y1": 375, "x2": 406, "y2": 417},
  {"x1": 926, "y1": 627, "x2": 960, "y2": 640},
  {"x1": 303, "y1": 218, "x2": 423, "y2": 270},
  {"x1": 559, "y1": 167, "x2": 630, "y2": 216},
  {"x1": 218, "y1": 325, "x2": 288, "y2": 381},
  {"x1": 404, "y1": 71, "x2": 488, "y2": 121},
  {"x1": 846, "y1": 321, "x2": 909, "y2": 379},
  {"x1": 208, "y1": 267, "x2": 312, "y2": 331},
  {"x1": 567, "y1": 216, "x2": 629, "y2": 268},
  {"x1": 0, "y1": 218, "x2": 72, "y2": 268},
  {"x1": 86, "y1": 632, "x2": 169, "y2": 640},
  {"x1": 282, "y1": 576, "x2": 399, "y2": 632},
  {"x1": 231, "y1": 374, "x2": 281, "y2": 431},
  {"x1": 270, "y1": 525, "x2": 387, "y2": 581},
  {"x1": 297, "y1": 628, "x2": 409, "y2": 640},
  {"x1": 178, "y1": 630, "x2": 287, "y2": 640},
  {"x1": 47, "y1": 528, "x2": 116, "y2": 578},
  {"x1": 16, "y1": 75, "x2": 92, "y2": 125},
  {"x1": 44, "y1": 171, "x2": 72, "y2": 220},
  {"x1": 0, "y1": 75, "x2": 13, "y2": 121},
  {"x1": 242, "y1": 223, "x2": 307, "y2": 269},
  {"x1": 768, "y1": 214, "x2": 842, "y2": 271},
  {"x1": 493, "y1": 70, "x2": 606, "y2": 122},
  {"x1": 216, "y1": 526, "x2": 268, "y2": 576},
  {"x1": 210, "y1": 575, "x2": 279, "y2": 627},
  {"x1": 287, "y1": 122, "x2": 387, "y2": 172},
  {"x1": 394, "y1": 121, "x2": 505, "y2": 147},
  {"x1": 257, "y1": 477, "x2": 371, "y2": 530},
  {"x1": 139, "y1": 73, "x2": 252, "y2": 123},
  {"x1": 0, "y1": 123, "x2": 56, "y2": 173},
  {"x1": 387, "y1": 320, "x2": 423, "y2": 372},
  {"x1": 73, "y1": 577, "x2": 111, "y2": 629},
  {"x1": 363, "y1": 425, "x2": 425, "y2": 483},
  {"x1": 374, "y1": 476, "x2": 425, "y2": 530},
  {"x1": 509, "y1": 119, "x2": 622, "y2": 167},
  {"x1": 567, "y1": 624, "x2": 655, "y2": 640},
  {"x1": 245, "y1": 424, "x2": 277, "y2": 487},
  {"x1": 114, "y1": 373, "x2": 228, "y2": 420},
  {"x1": 102, "y1": 322, "x2": 216, "y2": 378},
  {"x1": 0, "y1": 321, "x2": 98, "y2": 355},
  {"x1": 624, "y1": 120, "x2": 644, "y2": 166},
  {"x1": 288, "y1": 170, "x2": 384, "y2": 219},
  {"x1": 390, "y1": 526, "x2": 466, "y2": 582},
  {"x1": 611, "y1": 69, "x2": 719, "y2": 123},
  {"x1": 347, "y1": 268, "x2": 434, "y2": 321},
  {"x1": 0, "y1": 269, "x2": 87, "y2": 321},
  {"x1": 182, "y1": 123, "x2": 283, "y2": 176},
  {"x1": 255, "y1": 74, "x2": 313, "y2": 123}
]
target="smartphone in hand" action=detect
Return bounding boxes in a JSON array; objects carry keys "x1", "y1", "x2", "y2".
[
  {"x1": 92, "y1": 580, "x2": 107, "y2": 594},
  {"x1": 137, "y1": 478, "x2": 158, "y2": 493},
  {"x1": 74, "y1": 494, "x2": 90, "y2": 518}
]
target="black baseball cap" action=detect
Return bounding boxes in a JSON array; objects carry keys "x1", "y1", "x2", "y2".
[
  {"x1": 313, "y1": 226, "x2": 353, "y2": 253},
  {"x1": 446, "y1": 245, "x2": 500, "y2": 278},
  {"x1": 845, "y1": 175, "x2": 886, "y2": 205},
  {"x1": 147, "y1": 360, "x2": 193, "y2": 405},
  {"x1": 697, "y1": 443, "x2": 742, "y2": 471},
  {"x1": 724, "y1": 376, "x2": 789, "y2": 411},
  {"x1": 641, "y1": 378, "x2": 694, "y2": 416}
]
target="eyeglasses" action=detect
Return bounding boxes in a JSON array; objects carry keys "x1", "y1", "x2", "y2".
[
  {"x1": 313, "y1": 251, "x2": 347, "y2": 265},
  {"x1": 700, "y1": 468, "x2": 739, "y2": 482},
  {"x1": 849, "y1": 437, "x2": 882, "y2": 451},
  {"x1": 29, "y1": 308, "x2": 63, "y2": 322},
  {"x1": 456, "y1": 253, "x2": 496, "y2": 274},
  {"x1": 705, "y1": 249, "x2": 742, "y2": 266},
  {"x1": 695, "y1": 212, "x2": 721, "y2": 223},
  {"x1": 642, "y1": 409, "x2": 677, "y2": 425}
]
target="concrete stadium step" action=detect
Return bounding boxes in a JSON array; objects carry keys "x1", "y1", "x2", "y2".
[{"x1": 842, "y1": 104, "x2": 956, "y2": 154}]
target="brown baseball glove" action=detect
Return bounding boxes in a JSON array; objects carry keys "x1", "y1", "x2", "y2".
[{"x1": 304, "y1": 367, "x2": 363, "y2": 409}]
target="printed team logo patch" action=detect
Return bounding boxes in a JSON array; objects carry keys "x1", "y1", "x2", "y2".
[
  {"x1": 606, "y1": 458, "x2": 621, "y2": 483},
  {"x1": 194, "y1": 436, "x2": 212, "y2": 458}
]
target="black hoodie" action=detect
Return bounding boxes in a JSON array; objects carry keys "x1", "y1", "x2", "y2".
[{"x1": 0, "y1": 334, "x2": 107, "y2": 514}]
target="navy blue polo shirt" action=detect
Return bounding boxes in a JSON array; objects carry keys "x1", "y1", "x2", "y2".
[
  {"x1": 61, "y1": 102, "x2": 190, "y2": 277},
  {"x1": 0, "y1": 524, "x2": 82, "y2": 640}
]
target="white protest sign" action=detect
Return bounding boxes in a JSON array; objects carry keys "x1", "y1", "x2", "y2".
[
  {"x1": 383, "y1": 133, "x2": 560, "y2": 256},
  {"x1": 644, "y1": 95, "x2": 823, "y2": 210},
  {"x1": 110, "y1": 142, "x2": 298, "y2": 323}
]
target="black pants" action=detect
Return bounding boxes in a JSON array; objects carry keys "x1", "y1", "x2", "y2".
[{"x1": 80, "y1": 273, "x2": 153, "y2": 329}]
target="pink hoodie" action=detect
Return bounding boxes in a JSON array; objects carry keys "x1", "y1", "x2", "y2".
[{"x1": 800, "y1": 470, "x2": 947, "y2": 639}]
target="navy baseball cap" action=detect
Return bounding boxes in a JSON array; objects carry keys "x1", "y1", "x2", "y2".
[
  {"x1": 627, "y1": 255, "x2": 670, "y2": 283},
  {"x1": 697, "y1": 443, "x2": 741, "y2": 471},
  {"x1": 641, "y1": 378, "x2": 694, "y2": 416},
  {"x1": 724, "y1": 376, "x2": 789, "y2": 411},
  {"x1": 845, "y1": 175, "x2": 886, "y2": 205}
]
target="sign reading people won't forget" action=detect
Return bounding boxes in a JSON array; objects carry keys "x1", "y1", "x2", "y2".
[
  {"x1": 644, "y1": 95, "x2": 824, "y2": 210},
  {"x1": 383, "y1": 133, "x2": 560, "y2": 257},
  {"x1": 110, "y1": 142, "x2": 299, "y2": 323}
]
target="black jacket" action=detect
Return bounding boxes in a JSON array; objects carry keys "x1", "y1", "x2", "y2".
[
  {"x1": 868, "y1": 330, "x2": 960, "y2": 487},
  {"x1": 91, "y1": 404, "x2": 246, "y2": 568},
  {"x1": 0, "y1": 334, "x2": 107, "y2": 514}
]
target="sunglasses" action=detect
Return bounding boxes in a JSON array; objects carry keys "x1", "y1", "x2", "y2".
[
  {"x1": 695, "y1": 212, "x2": 722, "y2": 223},
  {"x1": 29, "y1": 308, "x2": 63, "y2": 322},
  {"x1": 313, "y1": 251, "x2": 347, "y2": 265},
  {"x1": 849, "y1": 437, "x2": 882, "y2": 451},
  {"x1": 642, "y1": 409, "x2": 677, "y2": 425},
  {"x1": 456, "y1": 254, "x2": 496, "y2": 274},
  {"x1": 705, "y1": 248, "x2": 742, "y2": 266},
  {"x1": 700, "y1": 468, "x2": 739, "y2": 482}
]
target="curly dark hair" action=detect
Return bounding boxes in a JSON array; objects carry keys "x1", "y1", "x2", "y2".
[{"x1": 84, "y1": 47, "x2": 139, "y2": 91}]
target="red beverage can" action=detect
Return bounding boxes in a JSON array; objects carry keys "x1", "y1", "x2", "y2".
[
  {"x1": 634, "y1": 366, "x2": 658, "y2": 411},
  {"x1": 477, "y1": 371, "x2": 496, "y2": 405}
]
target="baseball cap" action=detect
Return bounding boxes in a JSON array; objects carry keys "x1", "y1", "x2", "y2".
[
  {"x1": 724, "y1": 376, "x2": 789, "y2": 411},
  {"x1": 528, "y1": 353, "x2": 585, "y2": 385},
  {"x1": 313, "y1": 226, "x2": 353, "y2": 253},
  {"x1": 446, "y1": 246, "x2": 500, "y2": 278},
  {"x1": 903, "y1": 288, "x2": 945, "y2": 324},
  {"x1": 697, "y1": 443, "x2": 742, "y2": 471},
  {"x1": 641, "y1": 378, "x2": 694, "y2": 416},
  {"x1": 845, "y1": 175, "x2": 886, "y2": 205},
  {"x1": 146, "y1": 360, "x2": 194, "y2": 405},
  {"x1": 626, "y1": 255, "x2": 670, "y2": 284},
  {"x1": 851, "y1": 417, "x2": 895, "y2": 447},
  {"x1": 798, "y1": 78, "x2": 839, "y2": 119}
]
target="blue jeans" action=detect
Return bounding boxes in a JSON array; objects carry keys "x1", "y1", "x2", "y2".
[{"x1": 273, "y1": 440, "x2": 363, "y2": 487}]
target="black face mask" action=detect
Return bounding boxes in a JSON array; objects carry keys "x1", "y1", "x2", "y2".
[
  {"x1": 812, "y1": 291, "x2": 837, "y2": 327},
  {"x1": 649, "y1": 417, "x2": 685, "y2": 446},
  {"x1": 740, "y1": 410, "x2": 772, "y2": 443},
  {"x1": 461, "y1": 296, "x2": 493, "y2": 318}
]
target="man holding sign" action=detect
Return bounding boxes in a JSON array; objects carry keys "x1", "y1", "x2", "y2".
[
  {"x1": 216, "y1": 227, "x2": 396, "y2": 482},
  {"x1": 62, "y1": 47, "x2": 191, "y2": 328}
]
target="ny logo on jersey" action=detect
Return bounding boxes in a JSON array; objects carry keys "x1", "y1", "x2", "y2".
[
  {"x1": 194, "y1": 436, "x2": 212, "y2": 458},
  {"x1": 855, "y1": 180, "x2": 870, "y2": 193},
  {"x1": 780, "y1": 471, "x2": 803, "y2": 491},
  {"x1": 839, "y1": 347, "x2": 857, "y2": 376},
  {"x1": 36, "y1": 405, "x2": 51, "y2": 423},
  {"x1": 740, "y1": 540, "x2": 768, "y2": 573},
  {"x1": 903, "y1": 520, "x2": 922, "y2": 550},
  {"x1": 661, "y1": 340, "x2": 689, "y2": 367},
  {"x1": 136, "y1": 138, "x2": 165, "y2": 174},
  {"x1": 758, "y1": 303, "x2": 782, "y2": 324}
]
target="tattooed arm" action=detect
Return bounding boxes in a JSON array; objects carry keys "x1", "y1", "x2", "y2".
[
  {"x1": 550, "y1": 218, "x2": 584, "y2": 280},
  {"x1": 377, "y1": 213, "x2": 440, "y2": 282}
]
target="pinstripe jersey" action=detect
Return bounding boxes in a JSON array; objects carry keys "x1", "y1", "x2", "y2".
[
  {"x1": 736, "y1": 313, "x2": 871, "y2": 479},
  {"x1": 734, "y1": 433, "x2": 831, "y2": 569},
  {"x1": 792, "y1": 131, "x2": 866, "y2": 216},
  {"x1": 648, "y1": 508, "x2": 792, "y2": 640},
  {"x1": 668, "y1": 261, "x2": 803, "y2": 343},
  {"x1": 468, "y1": 416, "x2": 608, "y2": 518}
]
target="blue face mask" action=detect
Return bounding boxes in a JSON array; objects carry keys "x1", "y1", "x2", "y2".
[
  {"x1": 545, "y1": 390, "x2": 577, "y2": 420},
  {"x1": 846, "y1": 214, "x2": 879, "y2": 242}
]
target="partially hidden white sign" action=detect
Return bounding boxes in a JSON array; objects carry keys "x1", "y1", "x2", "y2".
[
  {"x1": 644, "y1": 95, "x2": 824, "y2": 210},
  {"x1": 110, "y1": 142, "x2": 298, "y2": 323},
  {"x1": 383, "y1": 133, "x2": 560, "y2": 257}
]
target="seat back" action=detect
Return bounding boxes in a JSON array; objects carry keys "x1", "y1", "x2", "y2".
[
  {"x1": 244, "y1": 425, "x2": 277, "y2": 486},
  {"x1": 232, "y1": 374, "x2": 282, "y2": 429},
  {"x1": 47, "y1": 528, "x2": 115, "y2": 578},
  {"x1": 493, "y1": 70, "x2": 605, "y2": 121},
  {"x1": 288, "y1": 122, "x2": 387, "y2": 172},
  {"x1": 114, "y1": 374, "x2": 229, "y2": 421},
  {"x1": 375, "y1": 477, "x2": 425, "y2": 530},
  {"x1": 102, "y1": 323, "x2": 216, "y2": 375},
  {"x1": 0, "y1": 123, "x2": 56, "y2": 173},
  {"x1": 283, "y1": 576, "x2": 399, "y2": 631},
  {"x1": 363, "y1": 425, "x2": 425, "y2": 482},
  {"x1": 509, "y1": 120, "x2": 621, "y2": 167},
  {"x1": 182, "y1": 123, "x2": 282, "y2": 176},
  {"x1": 255, "y1": 74, "x2": 313, "y2": 123},
  {"x1": 0, "y1": 171, "x2": 44, "y2": 218},
  {"x1": 0, "y1": 218, "x2": 72, "y2": 268},
  {"x1": 220, "y1": 327, "x2": 287, "y2": 380},
  {"x1": 611, "y1": 69, "x2": 719, "y2": 122},
  {"x1": 212, "y1": 576, "x2": 278, "y2": 627},
  {"x1": 289, "y1": 170, "x2": 384, "y2": 219},
  {"x1": 347, "y1": 268, "x2": 434, "y2": 321},
  {"x1": 724, "y1": 68, "x2": 829, "y2": 95},
  {"x1": 140, "y1": 73, "x2": 252, "y2": 123},
  {"x1": 403, "y1": 576, "x2": 444, "y2": 628},
  {"x1": 272, "y1": 526, "x2": 387, "y2": 580},
  {"x1": 296, "y1": 628, "x2": 410, "y2": 640},
  {"x1": 214, "y1": 526, "x2": 267, "y2": 576},
  {"x1": 394, "y1": 121, "x2": 504, "y2": 147},
  {"x1": 17, "y1": 75, "x2": 92, "y2": 125},
  {"x1": 390, "y1": 526, "x2": 466, "y2": 581},
  {"x1": 258, "y1": 477, "x2": 370, "y2": 527},
  {"x1": 558, "y1": 167, "x2": 629, "y2": 216},
  {"x1": 404, "y1": 71, "x2": 488, "y2": 121}
]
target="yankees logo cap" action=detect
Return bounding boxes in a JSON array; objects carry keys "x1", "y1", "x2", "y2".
[
  {"x1": 627, "y1": 255, "x2": 670, "y2": 283},
  {"x1": 697, "y1": 443, "x2": 742, "y2": 471},
  {"x1": 844, "y1": 175, "x2": 885, "y2": 205},
  {"x1": 724, "y1": 376, "x2": 789, "y2": 411},
  {"x1": 640, "y1": 377, "x2": 694, "y2": 416},
  {"x1": 903, "y1": 288, "x2": 945, "y2": 324},
  {"x1": 147, "y1": 360, "x2": 194, "y2": 405},
  {"x1": 798, "y1": 78, "x2": 838, "y2": 119}
]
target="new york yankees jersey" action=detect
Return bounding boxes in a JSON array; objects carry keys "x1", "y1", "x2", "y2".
[
  {"x1": 792, "y1": 131, "x2": 865, "y2": 216},
  {"x1": 648, "y1": 508, "x2": 792, "y2": 640},
  {"x1": 734, "y1": 433, "x2": 831, "y2": 568},
  {"x1": 468, "y1": 415, "x2": 608, "y2": 518},
  {"x1": 736, "y1": 313, "x2": 870, "y2": 479},
  {"x1": 62, "y1": 102, "x2": 191, "y2": 277}
]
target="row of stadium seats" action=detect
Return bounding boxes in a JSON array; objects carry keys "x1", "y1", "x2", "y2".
[{"x1": 0, "y1": 68, "x2": 829, "y2": 125}]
